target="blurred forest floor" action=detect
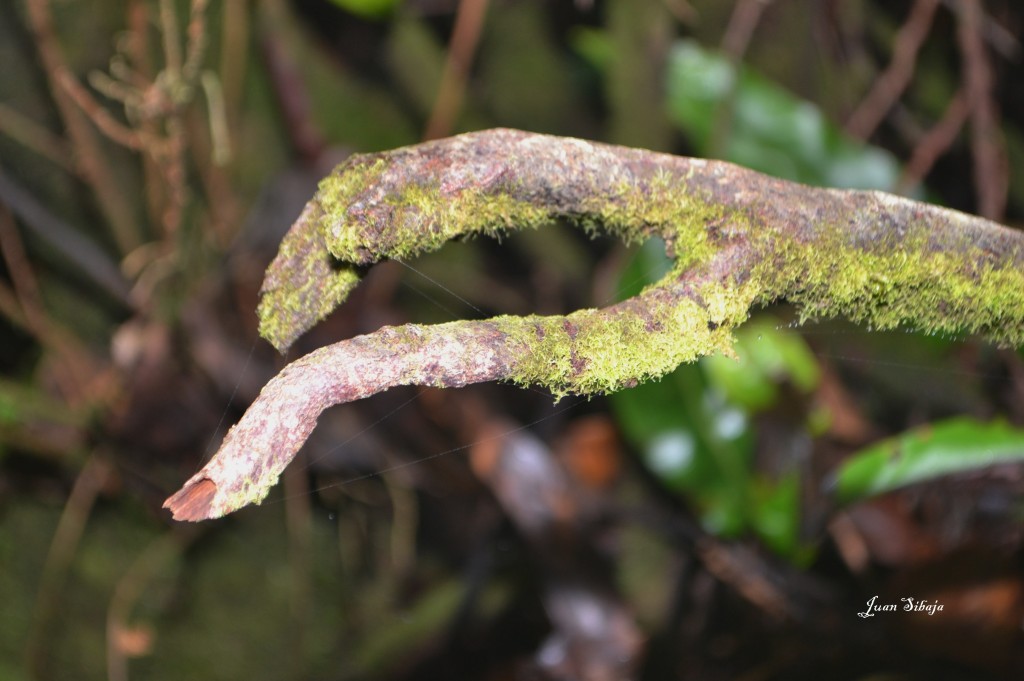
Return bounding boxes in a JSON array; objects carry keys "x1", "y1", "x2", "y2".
[{"x1": 1, "y1": 1, "x2": 1024, "y2": 680}]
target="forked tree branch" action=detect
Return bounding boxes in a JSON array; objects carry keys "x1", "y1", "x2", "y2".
[{"x1": 165, "y1": 129, "x2": 1024, "y2": 521}]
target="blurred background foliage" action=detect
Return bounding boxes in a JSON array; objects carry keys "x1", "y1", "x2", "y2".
[{"x1": 1, "y1": 1, "x2": 1024, "y2": 680}]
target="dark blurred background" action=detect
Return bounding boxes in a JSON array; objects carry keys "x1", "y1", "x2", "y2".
[{"x1": 1, "y1": 1, "x2": 1023, "y2": 679}]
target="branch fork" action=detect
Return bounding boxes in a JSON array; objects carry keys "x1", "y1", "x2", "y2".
[{"x1": 165, "y1": 129, "x2": 1024, "y2": 521}]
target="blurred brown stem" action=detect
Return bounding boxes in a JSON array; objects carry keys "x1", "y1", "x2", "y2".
[
  {"x1": 423, "y1": 0, "x2": 490, "y2": 141},
  {"x1": 0, "y1": 102, "x2": 74, "y2": 173},
  {"x1": 846, "y1": 0, "x2": 940, "y2": 141},
  {"x1": 897, "y1": 89, "x2": 970, "y2": 193},
  {"x1": 0, "y1": 167, "x2": 132, "y2": 305},
  {"x1": 956, "y1": 0, "x2": 1008, "y2": 220},
  {"x1": 258, "y1": 0, "x2": 327, "y2": 164},
  {"x1": 25, "y1": 0, "x2": 142, "y2": 254},
  {"x1": 0, "y1": 201, "x2": 99, "y2": 402},
  {"x1": 710, "y1": 0, "x2": 772, "y2": 158},
  {"x1": 106, "y1": 531, "x2": 195, "y2": 681},
  {"x1": 26, "y1": 456, "x2": 114, "y2": 680}
]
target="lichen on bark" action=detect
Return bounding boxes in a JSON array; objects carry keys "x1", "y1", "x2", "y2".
[{"x1": 167, "y1": 128, "x2": 1024, "y2": 521}]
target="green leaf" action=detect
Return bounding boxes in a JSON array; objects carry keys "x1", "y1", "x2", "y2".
[
  {"x1": 0, "y1": 378, "x2": 83, "y2": 427},
  {"x1": 611, "y1": 253, "x2": 817, "y2": 554},
  {"x1": 568, "y1": 26, "x2": 614, "y2": 74},
  {"x1": 327, "y1": 0, "x2": 400, "y2": 20},
  {"x1": 703, "y1": 319, "x2": 820, "y2": 412},
  {"x1": 665, "y1": 39, "x2": 901, "y2": 190},
  {"x1": 610, "y1": 366, "x2": 755, "y2": 538},
  {"x1": 352, "y1": 579, "x2": 465, "y2": 673},
  {"x1": 834, "y1": 418, "x2": 1024, "y2": 503},
  {"x1": 614, "y1": 238, "x2": 673, "y2": 303},
  {"x1": 750, "y1": 473, "x2": 804, "y2": 561}
]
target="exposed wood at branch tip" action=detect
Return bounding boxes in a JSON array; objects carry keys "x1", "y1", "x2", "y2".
[{"x1": 165, "y1": 478, "x2": 217, "y2": 521}]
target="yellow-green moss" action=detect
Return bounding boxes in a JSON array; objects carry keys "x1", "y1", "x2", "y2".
[
  {"x1": 258, "y1": 265, "x2": 361, "y2": 351},
  {"x1": 348, "y1": 184, "x2": 554, "y2": 263},
  {"x1": 315, "y1": 152, "x2": 729, "y2": 272},
  {"x1": 577, "y1": 168, "x2": 728, "y2": 270},
  {"x1": 485, "y1": 169, "x2": 1024, "y2": 400},
  {"x1": 299, "y1": 153, "x2": 764, "y2": 397},
  {"x1": 495, "y1": 278, "x2": 757, "y2": 398},
  {"x1": 227, "y1": 474, "x2": 273, "y2": 514},
  {"x1": 752, "y1": 218, "x2": 1024, "y2": 347},
  {"x1": 316, "y1": 156, "x2": 389, "y2": 230},
  {"x1": 257, "y1": 199, "x2": 365, "y2": 351},
  {"x1": 317, "y1": 156, "x2": 554, "y2": 265}
]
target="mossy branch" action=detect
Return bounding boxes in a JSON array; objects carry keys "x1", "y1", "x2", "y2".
[{"x1": 166, "y1": 129, "x2": 1024, "y2": 521}]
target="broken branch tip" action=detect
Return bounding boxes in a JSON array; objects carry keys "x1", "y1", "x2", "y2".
[{"x1": 164, "y1": 477, "x2": 218, "y2": 522}]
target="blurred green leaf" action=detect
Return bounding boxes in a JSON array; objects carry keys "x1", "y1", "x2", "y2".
[
  {"x1": 612, "y1": 246, "x2": 819, "y2": 556},
  {"x1": 835, "y1": 418, "x2": 1024, "y2": 503},
  {"x1": 0, "y1": 378, "x2": 83, "y2": 427},
  {"x1": 703, "y1": 319, "x2": 820, "y2": 412},
  {"x1": 665, "y1": 39, "x2": 901, "y2": 190},
  {"x1": 386, "y1": 17, "x2": 447, "y2": 118},
  {"x1": 568, "y1": 26, "x2": 615, "y2": 74},
  {"x1": 614, "y1": 238, "x2": 673, "y2": 302},
  {"x1": 352, "y1": 579, "x2": 465, "y2": 673},
  {"x1": 327, "y1": 0, "x2": 399, "y2": 20},
  {"x1": 610, "y1": 360, "x2": 755, "y2": 538},
  {"x1": 750, "y1": 473, "x2": 804, "y2": 561},
  {"x1": 477, "y1": 1, "x2": 580, "y2": 134},
  {"x1": 605, "y1": 0, "x2": 674, "y2": 150}
]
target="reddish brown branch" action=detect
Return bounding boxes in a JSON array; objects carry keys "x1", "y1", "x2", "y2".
[
  {"x1": 166, "y1": 263, "x2": 745, "y2": 521},
  {"x1": 165, "y1": 129, "x2": 1024, "y2": 521},
  {"x1": 165, "y1": 317, "x2": 547, "y2": 520}
]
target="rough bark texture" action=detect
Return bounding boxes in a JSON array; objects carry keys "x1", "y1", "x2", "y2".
[{"x1": 165, "y1": 129, "x2": 1024, "y2": 521}]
